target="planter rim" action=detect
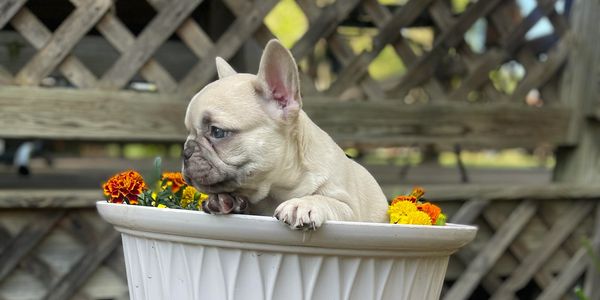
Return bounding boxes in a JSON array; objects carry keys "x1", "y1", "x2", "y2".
[{"x1": 97, "y1": 202, "x2": 477, "y2": 256}]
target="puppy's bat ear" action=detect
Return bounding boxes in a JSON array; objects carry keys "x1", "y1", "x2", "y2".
[
  {"x1": 257, "y1": 39, "x2": 302, "y2": 120},
  {"x1": 215, "y1": 57, "x2": 237, "y2": 79}
]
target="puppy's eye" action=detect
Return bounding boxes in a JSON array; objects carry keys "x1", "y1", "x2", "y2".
[{"x1": 210, "y1": 126, "x2": 227, "y2": 139}]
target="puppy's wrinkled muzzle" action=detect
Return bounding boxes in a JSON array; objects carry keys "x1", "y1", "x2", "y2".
[
  {"x1": 182, "y1": 139, "x2": 231, "y2": 189},
  {"x1": 202, "y1": 193, "x2": 248, "y2": 214}
]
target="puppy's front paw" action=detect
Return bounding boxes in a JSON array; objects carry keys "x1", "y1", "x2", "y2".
[
  {"x1": 274, "y1": 199, "x2": 326, "y2": 231},
  {"x1": 202, "y1": 193, "x2": 248, "y2": 215}
]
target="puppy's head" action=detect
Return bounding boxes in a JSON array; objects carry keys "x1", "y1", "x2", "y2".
[{"x1": 182, "y1": 40, "x2": 302, "y2": 196}]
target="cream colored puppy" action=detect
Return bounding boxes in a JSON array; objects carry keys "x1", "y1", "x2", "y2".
[{"x1": 182, "y1": 40, "x2": 388, "y2": 230}]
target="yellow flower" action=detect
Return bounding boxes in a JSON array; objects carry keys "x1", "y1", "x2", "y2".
[
  {"x1": 180, "y1": 186, "x2": 197, "y2": 208},
  {"x1": 180, "y1": 186, "x2": 208, "y2": 209},
  {"x1": 157, "y1": 204, "x2": 167, "y2": 208},
  {"x1": 401, "y1": 211, "x2": 433, "y2": 225},
  {"x1": 388, "y1": 200, "x2": 418, "y2": 224},
  {"x1": 198, "y1": 192, "x2": 208, "y2": 208}
]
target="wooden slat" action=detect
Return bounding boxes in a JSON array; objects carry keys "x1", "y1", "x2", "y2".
[
  {"x1": 0, "y1": 226, "x2": 11, "y2": 255},
  {"x1": 97, "y1": 0, "x2": 202, "y2": 89},
  {"x1": 290, "y1": 0, "x2": 361, "y2": 61},
  {"x1": 44, "y1": 229, "x2": 121, "y2": 300},
  {"x1": 449, "y1": 0, "x2": 561, "y2": 102},
  {"x1": 0, "y1": 211, "x2": 64, "y2": 281},
  {"x1": 178, "y1": 0, "x2": 280, "y2": 95},
  {"x1": 490, "y1": 201, "x2": 594, "y2": 299},
  {"x1": 14, "y1": 0, "x2": 111, "y2": 85},
  {"x1": 325, "y1": 22, "x2": 385, "y2": 100},
  {"x1": 19, "y1": 256, "x2": 55, "y2": 287},
  {"x1": 443, "y1": 200, "x2": 538, "y2": 300},
  {"x1": 536, "y1": 247, "x2": 590, "y2": 300},
  {"x1": 90, "y1": 0, "x2": 177, "y2": 93},
  {"x1": 449, "y1": 198, "x2": 504, "y2": 294},
  {"x1": 0, "y1": 86, "x2": 187, "y2": 142},
  {"x1": 326, "y1": 0, "x2": 435, "y2": 96},
  {"x1": 484, "y1": 211, "x2": 556, "y2": 290},
  {"x1": 449, "y1": 198, "x2": 490, "y2": 224},
  {"x1": 389, "y1": 0, "x2": 504, "y2": 96},
  {"x1": 0, "y1": 189, "x2": 102, "y2": 208},
  {"x1": 583, "y1": 205, "x2": 600, "y2": 300},
  {"x1": 221, "y1": 0, "x2": 277, "y2": 45},
  {"x1": 10, "y1": 8, "x2": 98, "y2": 88},
  {"x1": 146, "y1": 0, "x2": 214, "y2": 59},
  {"x1": 4, "y1": 184, "x2": 600, "y2": 208},
  {"x1": 0, "y1": 0, "x2": 27, "y2": 28},
  {"x1": 0, "y1": 86, "x2": 571, "y2": 147},
  {"x1": 0, "y1": 66, "x2": 12, "y2": 84}
]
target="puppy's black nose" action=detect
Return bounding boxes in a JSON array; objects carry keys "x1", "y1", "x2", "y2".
[{"x1": 183, "y1": 142, "x2": 195, "y2": 160}]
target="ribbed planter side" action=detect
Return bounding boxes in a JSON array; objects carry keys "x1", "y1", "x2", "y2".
[{"x1": 121, "y1": 234, "x2": 449, "y2": 300}]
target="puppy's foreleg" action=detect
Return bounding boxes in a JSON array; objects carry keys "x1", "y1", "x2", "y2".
[{"x1": 274, "y1": 196, "x2": 354, "y2": 230}]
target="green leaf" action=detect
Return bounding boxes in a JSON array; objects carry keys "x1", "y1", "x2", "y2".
[
  {"x1": 435, "y1": 213, "x2": 447, "y2": 226},
  {"x1": 574, "y1": 286, "x2": 589, "y2": 300},
  {"x1": 582, "y1": 237, "x2": 600, "y2": 272}
]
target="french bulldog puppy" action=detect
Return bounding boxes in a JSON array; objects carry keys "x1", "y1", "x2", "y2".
[{"x1": 182, "y1": 39, "x2": 388, "y2": 230}]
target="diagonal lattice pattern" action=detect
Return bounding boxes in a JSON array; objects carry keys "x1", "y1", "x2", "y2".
[{"x1": 0, "y1": 0, "x2": 570, "y2": 105}]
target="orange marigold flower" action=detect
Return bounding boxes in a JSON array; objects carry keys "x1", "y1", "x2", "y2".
[
  {"x1": 391, "y1": 195, "x2": 417, "y2": 205},
  {"x1": 417, "y1": 202, "x2": 442, "y2": 224},
  {"x1": 161, "y1": 172, "x2": 187, "y2": 193},
  {"x1": 103, "y1": 171, "x2": 147, "y2": 204}
]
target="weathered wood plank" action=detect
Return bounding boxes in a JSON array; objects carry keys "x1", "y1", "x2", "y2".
[
  {"x1": 0, "y1": 86, "x2": 571, "y2": 147},
  {"x1": 0, "y1": 86, "x2": 187, "y2": 142},
  {"x1": 14, "y1": 0, "x2": 111, "y2": 85},
  {"x1": 43, "y1": 229, "x2": 121, "y2": 300},
  {"x1": 554, "y1": 0, "x2": 600, "y2": 178},
  {"x1": 10, "y1": 8, "x2": 98, "y2": 88},
  {"x1": 97, "y1": 0, "x2": 202, "y2": 90},
  {"x1": 443, "y1": 200, "x2": 538, "y2": 300},
  {"x1": 4, "y1": 184, "x2": 600, "y2": 208},
  {"x1": 0, "y1": 211, "x2": 64, "y2": 281},
  {"x1": 0, "y1": 190, "x2": 102, "y2": 208}
]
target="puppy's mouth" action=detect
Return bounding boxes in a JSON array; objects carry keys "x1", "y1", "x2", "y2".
[
  {"x1": 197, "y1": 180, "x2": 238, "y2": 194},
  {"x1": 184, "y1": 173, "x2": 239, "y2": 194}
]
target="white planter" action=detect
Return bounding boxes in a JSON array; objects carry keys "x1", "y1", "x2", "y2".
[{"x1": 97, "y1": 202, "x2": 476, "y2": 300}]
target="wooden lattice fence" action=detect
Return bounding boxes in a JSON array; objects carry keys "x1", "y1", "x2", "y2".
[
  {"x1": 1, "y1": 0, "x2": 599, "y2": 299},
  {"x1": 0, "y1": 0, "x2": 574, "y2": 148}
]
